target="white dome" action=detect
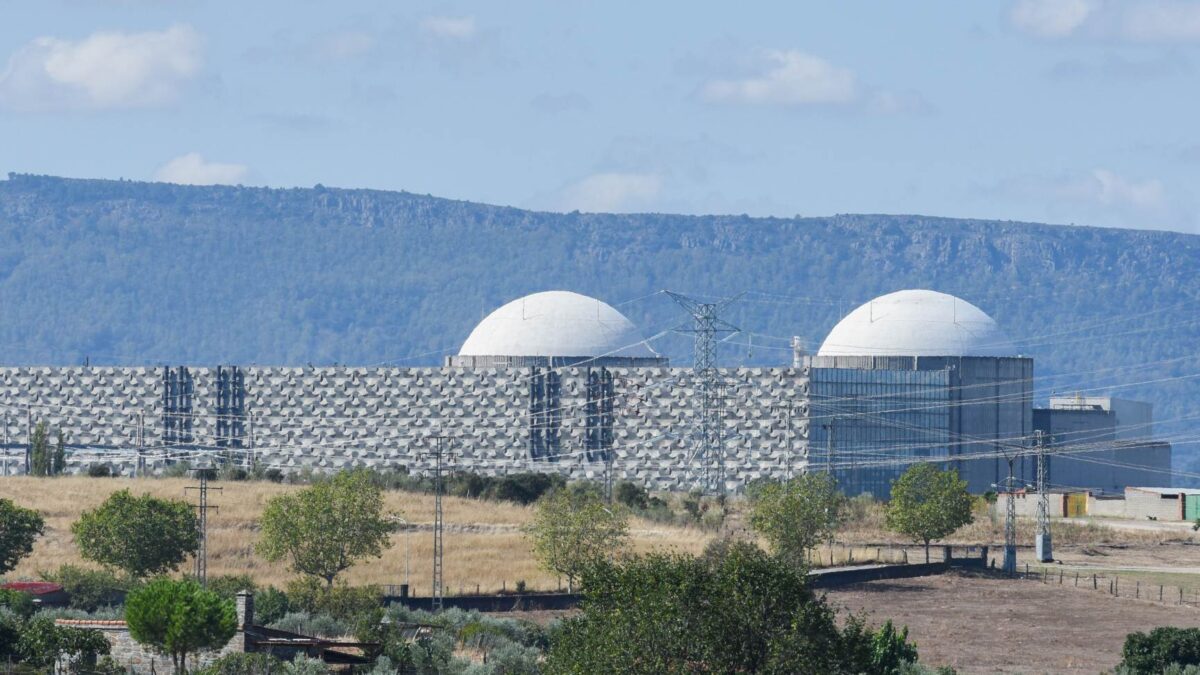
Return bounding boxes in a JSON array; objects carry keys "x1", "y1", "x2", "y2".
[
  {"x1": 459, "y1": 291, "x2": 657, "y2": 359},
  {"x1": 817, "y1": 290, "x2": 1017, "y2": 357}
]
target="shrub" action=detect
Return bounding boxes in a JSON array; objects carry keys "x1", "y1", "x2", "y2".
[
  {"x1": 163, "y1": 461, "x2": 193, "y2": 478},
  {"x1": 254, "y1": 586, "x2": 290, "y2": 625},
  {"x1": 1120, "y1": 626, "x2": 1200, "y2": 673},
  {"x1": 87, "y1": 464, "x2": 112, "y2": 478},
  {"x1": 16, "y1": 617, "x2": 111, "y2": 670},
  {"x1": 264, "y1": 468, "x2": 285, "y2": 483},
  {"x1": 269, "y1": 611, "x2": 349, "y2": 639},
  {"x1": 614, "y1": 481, "x2": 649, "y2": 510},
  {"x1": 285, "y1": 577, "x2": 379, "y2": 623},
  {"x1": 219, "y1": 465, "x2": 249, "y2": 481},
  {"x1": 40, "y1": 564, "x2": 130, "y2": 611},
  {"x1": 195, "y1": 652, "x2": 285, "y2": 675},
  {"x1": 0, "y1": 588, "x2": 35, "y2": 618},
  {"x1": 206, "y1": 574, "x2": 258, "y2": 600}
]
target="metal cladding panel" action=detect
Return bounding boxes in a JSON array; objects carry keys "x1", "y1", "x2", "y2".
[{"x1": 0, "y1": 365, "x2": 813, "y2": 491}]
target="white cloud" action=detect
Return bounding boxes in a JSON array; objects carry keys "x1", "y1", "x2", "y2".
[
  {"x1": 1010, "y1": 0, "x2": 1097, "y2": 37},
  {"x1": 1057, "y1": 168, "x2": 1166, "y2": 209},
  {"x1": 420, "y1": 16, "x2": 477, "y2": 40},
  {"x1": 701, "y1": 50, "x2": 858, "y2": 106},
  {"x1": 547, "y1": 172, "x2": 663, "y2": 213},
  {"x1": 0, "y1": 24, "x2": 202, "y2": 110},
  {"x1": 154, "y1": 153, "x2": 249, "y2": 186},
  {"x1": 1010, "y1": 0, "x2": 1200, "y2": 41},
  {"x1": 314, "y1": 30, "x2": 375, "y2": 60},
  {"x1": 1122, "y1": 1, "x2": 1200, "y2": 41}
]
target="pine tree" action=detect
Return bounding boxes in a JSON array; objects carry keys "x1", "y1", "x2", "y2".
[
  {"x1": 29, "y1": 421, "x2": 49, "y2": 477},
  {"x1": 53, "y1": 430, "x2": 66, "y2": 476}
]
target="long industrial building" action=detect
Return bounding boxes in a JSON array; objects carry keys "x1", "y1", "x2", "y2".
[{"x1": 0, "y1": 289, "x2": 1173, "y2": 496}]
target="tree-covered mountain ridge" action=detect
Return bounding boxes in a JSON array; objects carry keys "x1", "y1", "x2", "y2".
[{"x1": 1, "y1": 172, "x2": 1198, "y2": 472}]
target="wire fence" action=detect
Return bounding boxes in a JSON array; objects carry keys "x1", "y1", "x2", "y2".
[{"x1": 1020, "y1": 564, "x2": 1200, "y2": 607}]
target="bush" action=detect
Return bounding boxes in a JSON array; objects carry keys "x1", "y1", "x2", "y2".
[
  {"x1": 264, "y1": 468, "x2": 285, "y2": 483},
  {"x1": 269, "y1": 611, "x2": 349, "y2": 639},
  {"x1": 206, "y1": 574, "x2": 258, "y2": 599},
  {"x1": 163, "y1": 460, "x2": 193, "y2": 478},
  {"x1": 284, "y1": 578, "x2": 379, "y2": 623},
  {"x1": 254, "y1": 586, "x2": 290, "y2": 625},
  {"x1": 614, "y1": 481, "x2": 649, "y2": 509},
  {"x1": 40, "y1": 564, "x2": 131, "y2": 611},
  {"x1": 0, "y1": 588, "x2": 35, "y2": 618},
  {"x1": 219, "y1": 465, "x2": 249, "y2": 481},
  {"x1": 1121, "y1": 627, "x2": 1200, "y2": 673},
  {"x1": 195, "y1": 652, "x2": 286, "y2": 675},
  {"x1": 87, "y1": 464, "x2": 112, "y2": 478}
]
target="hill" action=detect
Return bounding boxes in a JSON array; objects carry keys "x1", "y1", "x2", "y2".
[{"x1": 1, "y1": 173, "x2": 1198, "y2": 474}]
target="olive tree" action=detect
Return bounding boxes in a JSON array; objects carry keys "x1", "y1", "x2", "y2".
[
  {"x1": 886, "y1": 463, "x2": 974, "y2": 562},
  {"x1": 0, "y1": 498, "x2": 44, "y2": 574},
  {"x1": 72, "y1": 489, "x2": 199, "y2": 578},
  {"x1": 524, "y1": 490, "x2": 628, "y2": 592},
  {"x1": 256, "y1": 469, "x2": 397, "y2": 587},
  {"x1": 125, "y1": 577, "x2": 236, "y2": 674},
  {"x1": 749, "y1": 473, "x2": 844, "y2": 570}
]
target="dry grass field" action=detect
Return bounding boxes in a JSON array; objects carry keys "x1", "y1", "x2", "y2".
[
  {"x1": 826, "y1": 571, "x2": 1200, "y2": 674},
  {"x1": 0, "y1": 476, "x2": 714, "y2": 593}
]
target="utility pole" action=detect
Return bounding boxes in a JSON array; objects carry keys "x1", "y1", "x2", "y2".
[
  {"x1": 823, "y1": 421, "x2": 836, "y2": 478},
  {"x1": 1003, "y1": 457, "x2": 1017, "y2": 575},
  {"x1": 185, "y1": 465, "x2": 221, "y2": 587},
  {"x1": 771, "y1": 405, "x2": 801, "y2": 480},
  {"x1": 667, "y1": 292, "x2": 741, "y2": 495},
  {"x1": 603, "y1": 449, "x2": 615, "y2": 504},
  {"x1": 424, "y1": 436, "x2": 455, "y2": 612},
  {"x1": 25, "y1": 407, "x2": 32, "y2": 475},
  {"x1": 1035, "y1": 430, "x2": 1053, "y2": 562},
  {"x1": 3, "y1": 412, "x2": 8, "y2": 477},
  {"x1": 136, "y1": 412, "x2": 145, "y2": 478}
]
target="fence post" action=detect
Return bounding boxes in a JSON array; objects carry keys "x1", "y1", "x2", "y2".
[
  {"x1": 1074, "y1": 572, "x2": 1079, "y2": 587},
  {"x1": 1136, "y1": 581, "x2": 1140, "y2": 599},
  {"x1": 1059, "y1": 570, "x2": 1063, "y2": 584},
  {"x1": 1093, "y1": 574, "x2": 1097, "y2": 590},
  {"x1": 1160, "y1": 585, "x2": 1164, "y2": 602}
]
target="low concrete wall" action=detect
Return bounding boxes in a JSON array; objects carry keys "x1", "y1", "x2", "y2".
[
  {"x1": 386, "y1": 592, "x2": 584, "y2": 612},
  {"x1": 1088, "y1": 495, "x2": 1127, "y2": 518}
]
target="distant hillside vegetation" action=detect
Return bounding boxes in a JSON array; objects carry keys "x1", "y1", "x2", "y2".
[{"x1": 2, "y1": 173, "x2": 1199, "y2": 475}]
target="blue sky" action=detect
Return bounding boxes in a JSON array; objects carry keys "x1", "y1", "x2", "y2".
[{"x1": 2, "y1": 1, "x2": 1200, "y2": 232}]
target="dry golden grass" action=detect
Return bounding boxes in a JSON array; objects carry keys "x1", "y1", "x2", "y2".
[{"x1": 0, "y1": 476, "x2": 713, "y2": 593}]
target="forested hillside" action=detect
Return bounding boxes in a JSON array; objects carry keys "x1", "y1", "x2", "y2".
[{"x1": 2, "y1": 173, "x2": 1198, "y2": 473}]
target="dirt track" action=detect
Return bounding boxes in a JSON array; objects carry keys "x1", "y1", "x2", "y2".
[{"x1": 824, "y1": 570, "x2": 1200, "y2": 674}]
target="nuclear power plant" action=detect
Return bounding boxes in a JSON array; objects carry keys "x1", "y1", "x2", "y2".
[{"x1": 0, "y1": 289, "x2": 1172, "y2": 496}]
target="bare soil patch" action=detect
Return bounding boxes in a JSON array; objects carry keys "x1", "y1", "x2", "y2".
[{"x1": 824, "y1": 570, "x2": 1200, "y2": 674}]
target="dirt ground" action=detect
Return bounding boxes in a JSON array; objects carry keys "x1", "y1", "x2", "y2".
[{"x1": 824, "y1": 570, "x2": 1200, "y2": 674}]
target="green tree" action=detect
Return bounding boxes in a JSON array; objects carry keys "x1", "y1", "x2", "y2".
[
  {"x1": 524, "y1": 490, "x2": 628, "y2": 592},
  {"x1": 72, "y1": 489, "x2": 199, "y2": 578},
  {"x1": 1120, "y1": 626, "x2": 1200, "y2": 673},
  {"x1": 545, "y1": 541, "x2": 908, "y2": 674},
  {"x1": 125, "y1": 577, "x2": 237, "y2": 674},
  {"x1": 53, "y1": 429, "x2": 67, "y2": 475},
  {"x1": 256, "y1": 469, "x2": 397, "y2": 587},
  {"x1": 749, "y1": 473, "x2": 844, "y2": 570},
  {"x1": 29, "y1": 420, "x2": 50, "y2": 476},
  {"x1": 16, "y1": 617, "x2": 111, "y2": 672},
  {"x1": 0, "y1": 497, "x2": 44, "y2": 574},
  {"x1": 885, "y1": 463, "x2": 974, "y2": 563}
]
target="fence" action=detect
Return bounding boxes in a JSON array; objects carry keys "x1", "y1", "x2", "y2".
[{"x1": 1019, "y1": 563, "x2": 1200, "y2": 607}]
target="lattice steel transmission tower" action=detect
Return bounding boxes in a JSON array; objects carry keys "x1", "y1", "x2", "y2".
[
  {"x1": 424, "y1": 436, "x2": 455, "y2": 611},
  {"x1": 1034, "y1": 430, "x2": 1053, "y2": 562},
  {"x1": 1003, "y1": 459, "x2": 1017, "y2": 575},
  {"x1": 186, "y1": 464, "x2": 221, "y2": 587},
  {"x1": 667, "y1": 292, "x2": 741, "y2": 495}
]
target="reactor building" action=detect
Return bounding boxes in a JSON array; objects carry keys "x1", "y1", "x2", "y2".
[{"x1": 0, "y1": 288, "x2": 1173, "y2": 496}]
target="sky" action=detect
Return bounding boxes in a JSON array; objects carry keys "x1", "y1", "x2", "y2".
[{"x1": 2, "y1": 1, "x2": 1200, "y2": 232}]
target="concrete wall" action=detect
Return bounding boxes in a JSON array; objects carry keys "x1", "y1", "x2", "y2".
[
  {"x1": 1124, "y1": 488, "x2": 1187, "y2": 521},
  {"x1": 1088, "y1": 495, "x2": 1128, "y2": 518}
]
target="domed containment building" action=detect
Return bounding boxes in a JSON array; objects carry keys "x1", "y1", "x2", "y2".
[
  {"x1": 804, "y1": 290, "x2": 1034, "y2": 495},
  {"x1": 447, "y1": 291, "x2": 667, "y2": 368}
]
